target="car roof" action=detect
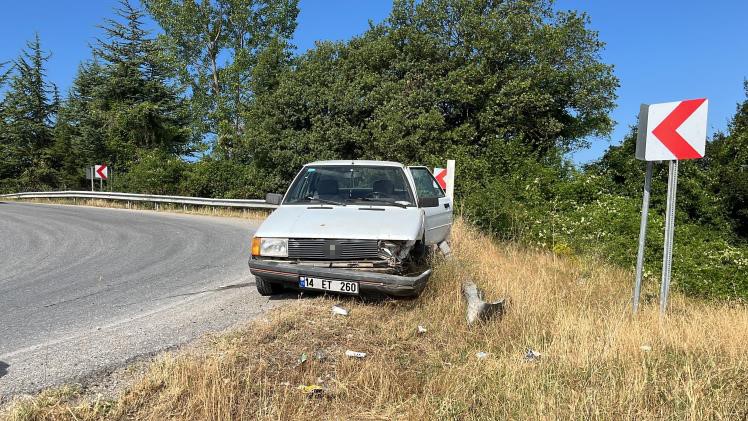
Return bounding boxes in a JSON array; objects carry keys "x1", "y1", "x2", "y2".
[{"x1": 306, "y1": 160, "x2": 405, "y2": 168}]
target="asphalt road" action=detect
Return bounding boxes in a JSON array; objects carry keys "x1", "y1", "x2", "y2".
[{"x1": 0, "y1": 202, "x2": 270, "y2": 399}]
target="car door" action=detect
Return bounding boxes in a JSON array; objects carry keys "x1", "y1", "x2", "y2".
[{"x1": 409, "y1": 166, "x2": 453, "y2": 244}]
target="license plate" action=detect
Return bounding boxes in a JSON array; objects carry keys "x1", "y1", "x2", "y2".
[{"x1": 299, "y1": 276, "x2": 359, "y2": 295}]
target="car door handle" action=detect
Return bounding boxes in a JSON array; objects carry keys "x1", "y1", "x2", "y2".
[{"x1": 444, "y1": 203, "x2": 450, "y2": 209}]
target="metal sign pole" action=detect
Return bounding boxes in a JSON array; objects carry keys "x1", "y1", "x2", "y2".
[
  {"x1": 659, "y1": 160, "x2": 679, "y2": 316},
  {"x1": 91, "y1": 166, "x2": 95, "y2": 192},
  {"x1": 632, "y1": 161, "x2": 654, "y2": 313}
]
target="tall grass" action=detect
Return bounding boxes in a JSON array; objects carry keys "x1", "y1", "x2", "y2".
[{"x1": 6, "y1": 220, "x2": 747, "y2": 420}]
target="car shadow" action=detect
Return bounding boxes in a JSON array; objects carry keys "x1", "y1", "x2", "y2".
[{"x1": 0, "y1": 361, "x2": 9, "y2": 379}]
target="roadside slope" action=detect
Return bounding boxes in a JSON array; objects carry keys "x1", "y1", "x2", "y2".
[{"x1": 6, "y1": 219, "x2": 748, "y2": 419}]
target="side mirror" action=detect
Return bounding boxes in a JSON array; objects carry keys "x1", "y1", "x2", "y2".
[
  {"x1": 265, "y1": 193, "x2": 283, "y2": 205},
  {"x1": 418, "y1": 197, "x2": 439, "y2": 208}
]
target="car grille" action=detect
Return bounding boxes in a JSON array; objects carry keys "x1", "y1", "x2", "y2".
[{"x1": 288, "y1": 238, "x2": 379, "y2": 260}]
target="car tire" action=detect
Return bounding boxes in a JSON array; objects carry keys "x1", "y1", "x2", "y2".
[{"x1": 255, "y1": 276, "x2": 283, "y2": 296}]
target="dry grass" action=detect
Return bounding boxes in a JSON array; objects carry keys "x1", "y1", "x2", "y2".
[
  {"x1": 4, "y1": 198, "x2": 270, "y2": 220},
  {"x1": 5, "y1": 219, "x2": 748, "y2": 420}
]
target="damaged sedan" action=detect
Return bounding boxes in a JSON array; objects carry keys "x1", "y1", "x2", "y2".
[{"x1": 248, "y1": 160, "x2": 453, "y2": 297}]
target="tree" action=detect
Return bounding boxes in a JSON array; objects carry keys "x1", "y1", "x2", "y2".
[
  {"x1": 0, "y1": 61, "x2": 14, "y2": 191},
  {"x1": 708, "y1": 82, "x2": 748, "y2": 238},
  {"x1": 94, "y1": 0, "x2": 197, "y2": 163},
  {"x1": 53, "y1": 0, "x2": 197, "y2": 189},
  {"x1": 143, "y1": 0, "x2": 299, "y2": 156},
  {"x1": 244, "y1": 0, "x2": 619, "y2": 190},
  {"x1": 0, "y1": 34, "x2": 58, "y2": 191},
  {"x1": 50, "y1": 60, "x2": 108, "y2": 189}
]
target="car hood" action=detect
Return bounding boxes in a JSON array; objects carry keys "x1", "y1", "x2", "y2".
[{"x1": 255, "y1": 205, "x2": 423, "y2": 240}]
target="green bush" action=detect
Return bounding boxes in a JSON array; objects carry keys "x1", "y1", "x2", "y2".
[
  {"x1": 111, "y1": 151, "x2": 188, "y2": 195},
  {"x1": 179, "y1": 159, "x2": 285, "y2": 199},
  {"x1": 462, "y1": 165, "x2": 748, "y2": 300}
]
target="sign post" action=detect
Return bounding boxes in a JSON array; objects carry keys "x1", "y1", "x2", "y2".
[
  {"x1": 85, "y1": 166, "x2": 95, "y2": 191},
  {"x1": 659, "y1": 160, "x2": 679, "y2": 314},
  {"x1": 632, "y1": 98, "x2": 708, "y2": 316},
  {"x1": 86, "y1": 164, "x2": 109, "y2": 191},
  {"x1": 632, "y1": 161, "x2": 653, "y2": 314}
]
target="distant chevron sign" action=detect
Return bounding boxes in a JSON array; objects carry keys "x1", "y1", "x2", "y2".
[
  {"x1": 95, "y1": 164, "x2": 108, "y2": 180},
  {"x1": 636, "y1": 99, "x2": 708, "y2": 161}
]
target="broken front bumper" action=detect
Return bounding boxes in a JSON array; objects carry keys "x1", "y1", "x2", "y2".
[{"x1": 248, "y1": 257, "x2": 431, "y2": 297}]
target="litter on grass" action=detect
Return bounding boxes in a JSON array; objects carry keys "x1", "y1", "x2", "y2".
[
  {"x1": 298, "y1": 384, "x2": 324, "y2": 396},
  {"x1": 331, "y1": 305, "x2": 349, "y2": 316},
  {"x1": 525, "y1": 349, "x2": 542, "y2": 361}
]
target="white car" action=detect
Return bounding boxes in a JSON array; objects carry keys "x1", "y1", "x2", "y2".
[{"x1": 248, "y1": 160, "x2": 453, "y2": 297}]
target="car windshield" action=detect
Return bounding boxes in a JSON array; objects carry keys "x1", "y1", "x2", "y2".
[{"x1": 284, "y1": 165, "x2": 415, "y2": 206}]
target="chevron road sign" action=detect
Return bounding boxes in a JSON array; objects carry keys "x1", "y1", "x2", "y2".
[
  {"x1": 632, "y1": 99, "x2": 709, "y2": 317},
  {"x1": 636, "y1": 98, "x2": 708, "y2": 161},
  {"x1": 433, "y1": 160, "x2": 455, "y2": 200},
  {"x1": 94, "y1": 164, "x2": 108, "y2": 180}
]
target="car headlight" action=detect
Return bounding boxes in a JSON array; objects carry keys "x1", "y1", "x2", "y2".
[{"x1": 252, "y1": 237, "x2": 288, "y2": 257}]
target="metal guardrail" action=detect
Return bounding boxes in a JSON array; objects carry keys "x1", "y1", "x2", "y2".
[{"x1": 0, "y1": 191, "x2": 278, "y2": 209}]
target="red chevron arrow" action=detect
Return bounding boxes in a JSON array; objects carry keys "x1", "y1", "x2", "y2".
[
  {"x1": 434, "y1": 169, "x2": 447, "y2": 189},
  {"x1": 651, "y1": 98, "x2": 706, "y2": 159},
  {"x1": 96, "y1": 164, "x2": 108, "y2": 180}
]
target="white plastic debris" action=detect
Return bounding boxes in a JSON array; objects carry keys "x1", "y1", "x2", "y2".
[
  {"x1": 345, "y1": 350, "x2": 367, "y2": 358},
  {"x1": 331, "y1": 305, "x2": 349, "y2": 316},
  {"x1": 417, "y1": 325, "x2": 427, "y2": 334},
  {"x1": 525, "y1": 349, "x2": 542, "y2": 361},
  {"x1": 640, "y1": 345, "x2": 652, "y2": 352},
  {"x1": 475, "y1": 352, "x2": 489, "y2": 359},
  {"x1": 438, "y1": 241, "x2": 453, "y2": 259}
]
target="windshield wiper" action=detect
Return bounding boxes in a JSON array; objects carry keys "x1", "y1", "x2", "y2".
[
  {"x1": 305, "y1": 196, "x2": 346, "y2": 206},
  {"x1": 359, "y1": 197, "x2": 408, "y2": 208}
]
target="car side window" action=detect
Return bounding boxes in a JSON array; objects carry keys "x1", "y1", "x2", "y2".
[{"x1": 409, "y1": 168, "x2": 445, "y2": 199}]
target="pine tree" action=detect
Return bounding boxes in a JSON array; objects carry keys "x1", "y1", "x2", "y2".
[
  {"x1": 95, "y1": 0, "x2": 195, "y2": 161},
  {"x1": 0, "y1": 34, "x2": 58, "y2": 190},
  {"x1": 55, "y1": 0, "x2": 196, "y2": 186},
  {"x1": 0, "y1": 61, "x2": 14, "y2": 192},
  {"x1": 51, "y1": 61, "x2": 107, "y2": 189}
]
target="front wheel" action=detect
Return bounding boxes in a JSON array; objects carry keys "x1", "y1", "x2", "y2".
[{"x1": 255, "y1": 276, "x2": 284, "y2": 296}]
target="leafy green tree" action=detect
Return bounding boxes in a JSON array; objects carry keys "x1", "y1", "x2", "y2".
[
  {"x1": 587, "y1": 126, "x2": 727, "y2": 231},
  {"x1": 707, "y1": 82, "x2": 748, "y2": 238},
  {"x1": 143, "y1": 0, "x2": 299, "y2": 156},
  {"x1": 245, "y1": 0, "x2": 618, "y2": 191}
]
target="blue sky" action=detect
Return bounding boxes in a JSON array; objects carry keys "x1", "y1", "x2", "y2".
[{"x1": 1, "y1": 0, "x2": 746, "y2": 164}]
